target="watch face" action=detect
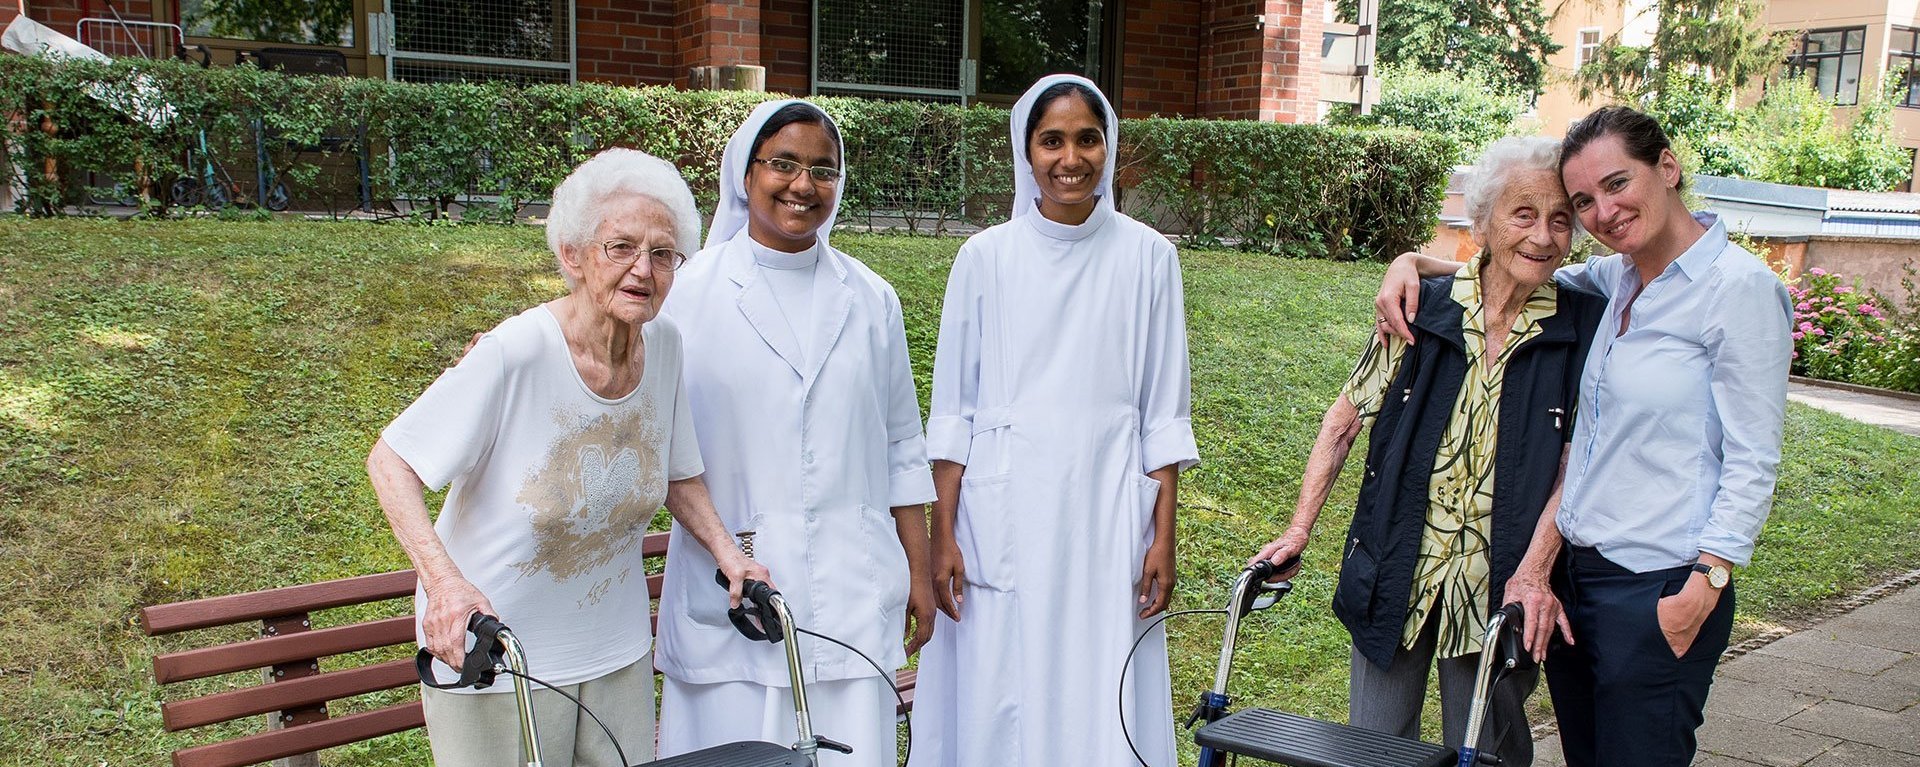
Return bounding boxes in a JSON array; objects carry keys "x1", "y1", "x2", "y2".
[{"x1": 1709, "y1": 567, "x2": 1730, "y2": 589}]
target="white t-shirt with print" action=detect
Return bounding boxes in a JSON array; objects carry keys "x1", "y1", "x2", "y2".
[{"x1": 383, "y1": 304, "x2": 703, "y2": 692}]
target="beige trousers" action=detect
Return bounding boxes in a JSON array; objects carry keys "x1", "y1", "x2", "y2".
[{"x1": 421, "y1": 653, "x2": 655, "y2": 767}]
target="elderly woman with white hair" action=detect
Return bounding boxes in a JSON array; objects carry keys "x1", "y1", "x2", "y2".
[
  {"x1": 367, "y1": 148, "x2": 771, "y2": 767},
  {"x1": 1248, "y1": 136, "x2": 1606, "y2": 766}
]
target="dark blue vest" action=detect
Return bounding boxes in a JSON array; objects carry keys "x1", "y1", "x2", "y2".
[{"x1": 1333, "y1": 275, "x2": 1606, "y2": 670}]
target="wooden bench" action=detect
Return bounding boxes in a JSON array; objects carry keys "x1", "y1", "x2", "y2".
[{"x1": 141, "y1": 531, "x2": 918, "y2": 767}]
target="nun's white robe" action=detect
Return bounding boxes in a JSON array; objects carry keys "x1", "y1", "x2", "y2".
[
  {"x1": 654, "y1": 99, "x2": 934, "y2": 766},
  {"x1": 908, "y1": 200, "x2": 1200, "y2": 767}
]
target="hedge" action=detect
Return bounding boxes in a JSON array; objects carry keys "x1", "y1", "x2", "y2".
[{"x1": 0, "y1": 55, "x2": 1455, "y2": 259}]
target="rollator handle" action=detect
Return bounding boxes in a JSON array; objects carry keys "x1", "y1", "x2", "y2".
[
  {"x1": 414, "y1": 612, "x2": 509, "y2": 690},
  {"x1": 1493, "y1": 602, "x2": 1535, "y2": 672},
  {"x1": 815, "y1": 736, "x2": 853, "y2": 754},
  {"x1": 714, "y1": 570, "x2": 786, "y2": 643}
]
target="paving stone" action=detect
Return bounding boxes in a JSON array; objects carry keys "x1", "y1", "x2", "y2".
[
  {"x1": 1781, "y1": 700, "x2": 1920, "y2": 755},
  {"x1": 1840, "y1": 588, "x2": 1920, "y2": 628},
  {"x1": 1706, "y1": 676, "x2": 1823, "y2": 724},
  {"x1": 1720, "y1": 654, "x2": 1920, "y2": 712},
  {"x1": 1804, "y1": 742, "x2": 1920, "y2": 767},
  {"x1": 1753, "y1": 632, "x2": 1908, "y2": 675},
  {"x1": 1534, "y1": 734, "x2": 1567, "y2": 767},
  {"x1": 1697, "y1": 710, "x2": 1843, "y2": 767},
  {"x1": 1812, "y1": 612, "x2": 1920, "y2": 654},
  {"x1": 1694, "y1": 754, "x2": 1774, "y2": 767}
]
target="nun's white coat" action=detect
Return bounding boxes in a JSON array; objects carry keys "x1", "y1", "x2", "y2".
[
  {"x1": 907, "y1": 75, "x2": 1199, "y2": 767},
  {"x1": 654, "y1": 100, "x2": 934, "y2": 764}
]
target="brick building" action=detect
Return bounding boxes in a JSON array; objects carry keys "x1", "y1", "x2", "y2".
[{"x1": 3, "y1": 0, "x2": 1343, "y2": 122}]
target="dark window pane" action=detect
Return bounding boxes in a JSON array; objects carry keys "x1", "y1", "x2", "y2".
[
  {"x1": 814, "y1": 0, "x2": 965, "y2": 92},
  {"x1": 1817, "y1": 57, "x2": 1840, "y2": 99},
  {"x1": 1847, "y1": 28, "x2": 1865, "y2": 50},
  {"x1": 391, "y1": 0, "x2": 569, "y2": 62},
  {"x1": 1806, "y1": 30, "x2": 1840, "y2": 53},
  {"x1": 181, "y1": 0, "x2": 353, "y2": 47},
  {"x1": 981, "y1": 0, "x2": 1105, "y2": 96}
]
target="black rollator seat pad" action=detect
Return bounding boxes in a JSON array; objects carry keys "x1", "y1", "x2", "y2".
[
  {"x1": 635, "y1": 741, "x2": 808, "y2": 767},
  {"x1": 1195, "y1": 708, "x2": 1456, "y2": 767}
]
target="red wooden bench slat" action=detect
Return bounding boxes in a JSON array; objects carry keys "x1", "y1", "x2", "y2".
[
  {"x1": 893, "y1": 669, "x2": 917, "y2": 716},
  {"x1": 641, "y1": 530, "x2": 669, "y2": 558},
  {"x1": 161, "y1": 658, "x2": 418, "y2": 731},
  {"x1": 153, "y1": 616, "x2": 414, "y2": 684},
  {"x1": 141, "y1": 571, "x2": 417, "y2": 636},
  {"x1": 170, "y1": 701, "x2": 423, "y2": 767}
]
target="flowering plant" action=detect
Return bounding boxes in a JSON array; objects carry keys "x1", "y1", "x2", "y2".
[{"x1": 1790, "y1": 267, "x2": 1919, "y2": 393}]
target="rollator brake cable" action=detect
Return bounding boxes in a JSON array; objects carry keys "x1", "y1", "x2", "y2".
[
  {"x1": 1121, "y1": 555, "x2": 1299, "y2": 767},
  {"x1": 416, "y1": 613, "x2": 634, "y2": 767},
  {"x1": 717, "y1": 570, "x2": 914, "y2": 767}
]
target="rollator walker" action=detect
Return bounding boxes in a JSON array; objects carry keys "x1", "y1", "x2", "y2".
[
  {"x1": 419, "y1": 575, "x2": 850, "y2": 767},
  {"x1": 1188, "y1": 559, "x2": 1534, "y2": 767}
]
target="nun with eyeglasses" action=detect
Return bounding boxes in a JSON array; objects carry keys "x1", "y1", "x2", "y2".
[
  {"x1": 653, "y1": 99, "x2": 938, "y2": 766},
  {"x1": 909, "y1": 74, "x2": 1200, "y2": 767}
]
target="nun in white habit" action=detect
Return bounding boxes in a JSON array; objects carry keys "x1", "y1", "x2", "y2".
[
  {"x1": 909, "y1": 74, "x2": 1199, "y2": 767},
  {"x1": 654, "y1": 99, "x2": 938, "y2": 765}
]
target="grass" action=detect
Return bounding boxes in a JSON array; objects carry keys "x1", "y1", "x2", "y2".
[{"x1": 2, "y1": 218, "x2": 1918, "y2": 765}]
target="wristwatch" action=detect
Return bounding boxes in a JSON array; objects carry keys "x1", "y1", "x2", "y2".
[{"x1": 1692, "y1": 562, "x2": 1731, "y2": 589}]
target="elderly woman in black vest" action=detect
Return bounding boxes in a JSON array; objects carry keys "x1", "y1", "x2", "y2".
[{"x1": 1249, "y1": 136, "x2": 1605, "y2": 766}]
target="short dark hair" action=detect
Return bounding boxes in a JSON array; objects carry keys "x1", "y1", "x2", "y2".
[
  {"x1": 1023, "y1": 81, "x2": 1109, "y2": 148},
  {"x1": 1561, "y1": 105, "x2": 1680, "y2": 189},
  {"x1": 748, "y1": 102, "x2": 842, "y2": 176}
]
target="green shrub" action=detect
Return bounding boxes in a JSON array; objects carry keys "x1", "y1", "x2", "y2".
[
  {"x1": 1327, "y1": 65, "x2": 1528, "y2": 162},
  {"x1": 0, "y1": 55, "x2": 1454, "y2": 257},
  {"x1": 1791, "y1": 267, "x2": 1920, "y2": 393}
]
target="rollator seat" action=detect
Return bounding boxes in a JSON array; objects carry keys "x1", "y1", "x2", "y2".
[
  {"x1": 637, "y1": 740, "x2": 808, "y2": 766},
  {"x1": 1195, "y1": 708, "x2": 1456, "y2": 767}
]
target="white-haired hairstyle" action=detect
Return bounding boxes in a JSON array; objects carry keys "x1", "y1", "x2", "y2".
[
  {"x1": 545, "y1": 148, "x2": 702, "y2": 287},
  {"x1": 1463, "y1": 136, "x2": 1565, "y2": 232}
]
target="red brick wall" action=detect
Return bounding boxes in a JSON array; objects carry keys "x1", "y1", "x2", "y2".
[
  {"x1": 675, "y1": 0, "x2": 759, "y2": 82},
  {"x1": 1197, "y1": 0, "x2": 1321, "y2": 122},
  {"x1": 575, "y1": 0, "x2": 677, "y2": 86},
  {"x1": 22, "y1": 0, "x2": 161, "y2": 45},
  {"x1": 1121, "y1": 0, "x2": 1200, "y2": 117},
  {"x1": 761, "y1": 0, "x2": 808, "y2": 95}
]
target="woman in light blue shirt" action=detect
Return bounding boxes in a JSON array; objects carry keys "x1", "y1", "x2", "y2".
[{"x1": 1375, "y1": 107, "x2": 1793, "y2": 767}]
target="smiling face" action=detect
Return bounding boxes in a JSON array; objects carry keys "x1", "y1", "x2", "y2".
[
  {"x1": 558, "y1": 192, "x2": 678, "y2": 327},
  {"x1": 1560, "y1": 132, "x2": 1684, "y2": 257},
  {"x1": 1026, "y1": 93, "x2": 1108, "y2": 223},
  {"x1": 745, "y1": 120, "x2": 839, "y2": 252},
  {"x1": 1475, "y1": 167, "x2": 1574, "y2": 290}
]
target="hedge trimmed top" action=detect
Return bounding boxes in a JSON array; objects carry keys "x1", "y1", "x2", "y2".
[{"x1": 0, "y1": 56, "x2": 1455, "y2": 259}]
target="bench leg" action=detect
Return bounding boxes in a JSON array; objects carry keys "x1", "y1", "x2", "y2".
[{"x1": 264, "y1": 614, "x2": 328, "y2": 766}]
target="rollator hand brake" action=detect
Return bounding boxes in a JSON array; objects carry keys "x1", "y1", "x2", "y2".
[
  {"x1": 414, "y1": 612, "x2": 509, "y2": 690},
  {"x1": 715, "y1": 570, "x2": 786, "y2": 642}
]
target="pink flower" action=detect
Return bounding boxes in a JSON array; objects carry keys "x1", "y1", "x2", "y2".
[
  {"x1": 1836, "y1": 286, "x2": 1854, "y2": 294},
  {"x1": 1793, "y1": 331, "x2": 1805, "y2": 340},
  {"x1": 1811, "y1": 267, "x2": 1829, "y2": 276},
  {"x1": 1798, "y1": 302, "x2": 1813, "y2": 311},
  {"x1": 1812, "y1": 327, "x2": 1827, "y2": 336},
  {"x1": 1799, "y1": 321, "x2": 1816, "y2": 332}
]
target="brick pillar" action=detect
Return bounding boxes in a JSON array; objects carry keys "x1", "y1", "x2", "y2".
[
  {"x1": 1121, "y1": 0, "x2": 1201, "y2": 117},
  {"x1": 676, "y1": 0, "x2": 761, "y2": 83},
  {"x1": 1201, "y1": 0, "x2": 1323, "y2": 122}
]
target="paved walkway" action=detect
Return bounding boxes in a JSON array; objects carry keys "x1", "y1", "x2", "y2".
[{"x1": 1788, "y1": 379, "x2": 1920, "y2": 437}]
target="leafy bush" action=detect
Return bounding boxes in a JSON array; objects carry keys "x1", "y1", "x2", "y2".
[
  {"x1": 1650, "y1": 72, "x2": 1912, "y2": 192},
  {"x1": 1327, "y1": 65, "x2": 1528, "y2": 162},
  {"x1": 0, "y1": 55, "x2": 1454, "y2": 257},
  {"x1": 1791, "y1": 267, "x2": 1920, "y2": 393}
]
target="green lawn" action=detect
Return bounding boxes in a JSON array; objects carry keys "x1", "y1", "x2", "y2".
[{"x1": 4, "y1": 218, "x2": 1919, "y2": 766}]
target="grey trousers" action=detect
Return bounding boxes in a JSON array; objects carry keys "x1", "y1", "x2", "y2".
[
  {"x1": 420, "y1": 652, "x2": 655, "y2": 767},
  {"x1": 1349, "y1": 618, "x2": 1538, "y2": 766}
]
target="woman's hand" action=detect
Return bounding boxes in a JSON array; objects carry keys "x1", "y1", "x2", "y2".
[
  {"x1": 1657, "y1": 579, "x2": 1720, "y2": 658},
  {"x1": 716, "y1": 549, "x2": 775, "y2": 609},
  {"x1": 1374, "y1": 253, "x2": 1428, "y2": 344},
  {"x1": 1249, "y1": 525, "x2": 1310, "y2": 581},
  {"x1": 930, "y1": 534, "x2": 967, "y2": 622},
  {"x1": 1137, "y1": 540, "x2": 1176, "y2": 618},
  {"x1": 421, "y1": 574, "x2": 496, "y2": 669},
  {"x1": 1504, "y1": 571, "x2": 1571, "y2": 662},
  {"x1": 905, "y1": 575, "x2": 937, "y2": 654}
]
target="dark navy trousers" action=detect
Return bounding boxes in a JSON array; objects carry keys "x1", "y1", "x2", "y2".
[{"x1": 1545, "y1": 545, "x2": 1736, "y2": 767}]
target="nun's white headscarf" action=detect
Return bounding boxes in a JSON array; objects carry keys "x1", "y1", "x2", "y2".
[
  {"x1": 705, "y1": 98, "x2": 848, "y2": 251},
  {"x1": 1010, "y1": 74, "x2": 1119, "y2": 220}
]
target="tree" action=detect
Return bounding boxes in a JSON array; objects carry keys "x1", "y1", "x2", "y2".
[
  {"x1": 1573, "y1": 0, "x2": 1790, "y2": 103},
  {"x1": 1329, "y1": 65, "x2": 1531, "y2": 161},
  {"x1": 1648, "y1": 72, "x2": 1912, "y2": 192},
  {"x1": 1340, "y1": 0, "x2": 1561, "y2": 98}
]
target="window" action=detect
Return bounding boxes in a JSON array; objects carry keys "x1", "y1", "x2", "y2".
[
  {"x1": 179, "y1": 0, "x2": 353, "y2": 48},
  {"x1": 1788, "y1": 26, "x2": 1866, "y2": 105},
  {"x1": 1575, "y1": 27, "x2": 1601, "y2": 69},
  {"x1": 979, "y1": 0, "x2": 1109, "y2": 97},
  {"x1": 1890, "y1": 26, "x2": 1920, "y2": 108}
]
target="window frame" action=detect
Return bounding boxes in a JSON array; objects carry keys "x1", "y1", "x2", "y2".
[
  {"x1": 1574, "y1": 26, "x2": 1602, "y2": 70},
  {"x1": 1788, "y1": 25, "x2": 1868, "y2": 106},
  {"x1": 1889, "y1": 26, "x2": 1920, "y2": 108}
]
